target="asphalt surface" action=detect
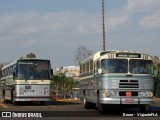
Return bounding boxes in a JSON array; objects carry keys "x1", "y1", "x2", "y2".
[{"x1": 0, "y1": 99, "x2": 160, "y2": 120}]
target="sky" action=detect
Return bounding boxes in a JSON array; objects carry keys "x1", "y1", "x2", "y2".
[{"x1": 0, "y1": 0, "x2": 160, "y2": 68}]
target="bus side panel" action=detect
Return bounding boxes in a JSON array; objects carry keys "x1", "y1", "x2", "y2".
[{"x1": 80, "y1": 76, "x2": 100, "y2": 104}]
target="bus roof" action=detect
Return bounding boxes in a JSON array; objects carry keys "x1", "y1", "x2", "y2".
[
  {"x1": 80, "y1": 50, "x2": 152, "y2": 64},
  {"x1": 1, "y1": 58, "x2": 50, "y2": 70}
]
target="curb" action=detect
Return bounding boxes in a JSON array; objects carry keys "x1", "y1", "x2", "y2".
[
  {"x1": 155, "y1": 98, "x2": 160, "y2": 102},
  {"x1": 0, "y1": 103, "x2": 8, "y2": 108},
  {"x1": 54, "y1": 99, "x2": 81, "y2": 102}
]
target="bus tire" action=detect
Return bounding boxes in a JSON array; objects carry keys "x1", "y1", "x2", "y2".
[
  {"x1": 3, "y1": 97, "x2": 7, "y2": 103},
  {"x1": 13, "y1": 101, "x2": 18, "y2": 105},
  {"x1": 40, "y1": 101, "x2": 46, "y2": 105},
  {"x1": 139, "y1": 105, "x2": 148, "y2": 112},
  {"x1": 11, "y1": 90, "x2": 14, "y2": 104},
  {"x1": 3, "y1": 91, "x2": 7, "y2": 103},
  {"x1": 97, "y1": 93, "x2": 106, "y2": 114},
  {"x1": 83, "y1": 97, "x2": 91, "y2": 109}
]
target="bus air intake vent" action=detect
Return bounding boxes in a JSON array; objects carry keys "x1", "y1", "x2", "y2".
[{"x1": 119, "y1": 80, "x2": 139, "y2": 88}]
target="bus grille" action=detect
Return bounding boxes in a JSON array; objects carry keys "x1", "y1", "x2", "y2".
[{"x1": 119, "y1": 80, "x2": 139, "y2": 88}]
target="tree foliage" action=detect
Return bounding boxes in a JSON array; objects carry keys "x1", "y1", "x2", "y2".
[
  {"x1": 26, "y1": 52, "x2": 36, "y2": 58},
  {"x1": 153, "y1": 56, "x2": 160, "y2": 88},
  {"x1": 51, "y1": 70, "x2": 75, "y2": 97},
  {"x1": 153, "y1": 56, "x2": 160, "y2": 70},
  {"x1": 0, "y1": 63, "x2": 4, "y2": 78}
]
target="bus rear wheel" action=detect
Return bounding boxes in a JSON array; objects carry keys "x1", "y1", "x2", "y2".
[
  {"x1": 40, "y1": 101, "x2": 47, "y2": 105},
  {"x1": 13, "y1": 101, "x2": 18, "y2": 105},
  {"x1": 139, "y1": 105, "x2": 148, "y2": 112},
  {"x1": 3, "y1": 92, "x2": 8, "y2": 103},
  {"x1": 83, "y1": 97, "x2": 92, "y2": 109}
]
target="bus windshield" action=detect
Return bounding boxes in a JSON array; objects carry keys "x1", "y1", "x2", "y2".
[
  {"x1": 17, "y1": 60, "x2": 50, "y2": 80},
  {"x1": 101, "y1": 59, "x2": 128, "y2": 73},
  {"x1": 129, "y1": 59, "x2": 153, "y2": 74}
]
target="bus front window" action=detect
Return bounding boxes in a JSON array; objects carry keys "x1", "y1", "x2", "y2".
[
  {"x1": 129, "y1": 60, "x2": 153, "y2": 74},
  {"x1": 101, "y1": 59, "x2": 128, "y2": 73},
  {"x1": 17, "y1": 60, "x2": 50, "y2": 80}
]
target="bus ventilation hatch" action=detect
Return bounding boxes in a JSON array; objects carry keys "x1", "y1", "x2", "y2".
[{"x1": 119, "y1": 80, "x2": 139, "y2": 88}]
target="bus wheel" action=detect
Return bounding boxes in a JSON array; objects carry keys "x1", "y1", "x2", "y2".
[
  {"x1": 13, "y1": 101, "x2": 18, "y2": 105},
  {"x1": 97, "y1": 94, "x2": 106, "y2": 114},
  {"x1": 40, "y1": 101, "x2": 46, "y2": 105},
  {"x1": 83, "y1": 97, "x2": 91, "y2": 109},
  {"x1": 13, "y1": 98, "x2": 19, "y2": 105},
  {"x1": 3, "y1": 97, "x2": 7, "y2": 103},
  {"x1": 3, "y1": 93, "x2": 7, "y2": 103},
  {"x1": 139, "y1": 105, "x2": 148, "y2": 112}
]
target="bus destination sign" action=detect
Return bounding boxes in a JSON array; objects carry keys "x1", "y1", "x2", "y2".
[{"x1": 116, "y1": 53, "x2": 141, "y2": 58}]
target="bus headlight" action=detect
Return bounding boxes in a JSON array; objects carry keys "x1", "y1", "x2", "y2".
[
  {"x1": 44, "y1": 88, "x2": 48, "y2": 92},
  {"x1": 44, "y1": 92, "x2": 48, "y2": 95},
  {"x1": 44, "y1": 88, "x2": 49, "y2": 95},
  {"x1": 103, "y1": 91, "x2": 116, "y2": 97},
  {"x1": 140, "y1": 91, "x2": 153, "y2": 97},
  {"x1": 140, "y1": 92, "x2": 145, "y2": 97}
]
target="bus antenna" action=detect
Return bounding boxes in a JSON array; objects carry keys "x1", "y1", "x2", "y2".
[{"x1": 102, "y1": 0, "x2": 106, "y2": 51}]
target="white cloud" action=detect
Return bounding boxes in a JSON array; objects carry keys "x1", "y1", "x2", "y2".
[
  {"x1": 139, "y1": 11, "x2": 160, "y2": 28},
  {"x1": 0, "y1": 11, "x2": 101, "y2": 47},
  {"x1": 0, "y1": 1, "x2": 160, "y2": 66},
  {"x1": 126, "y1": 0, "x2": 160, "y2": 13},
  {"x1": 118, "y1": 0, "x2": 160, "y2": 29},
  {"x1": 108, "y1": 15, "x2": 129, "y2": 30},
  {"x1": 0, "y1": 10, "x2": 130, "y2": 48}
]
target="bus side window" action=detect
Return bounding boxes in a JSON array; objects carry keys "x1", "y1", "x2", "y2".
[
  {"x1": 94, "y1": 63, "x2": 96, "y2": 75},
  {"x1": 90, "y1": 60, "x2": 93, "y2": 72},
  {"x1": 80, "y1": 64, "x2": 83, "y2": 75},
  {"x1": 94, "y1": 61, "x2": 100, "y2": 75}
]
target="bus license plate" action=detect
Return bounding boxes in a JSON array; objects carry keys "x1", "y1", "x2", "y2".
[
  {"x1": 32, "y1": 98, "x2": 38, "y2": 101},
  {"x1": 125, "y1": 98, "x2": 135, "y2": 103}
]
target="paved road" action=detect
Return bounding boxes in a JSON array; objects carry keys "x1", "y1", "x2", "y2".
[{"x1": 0, "y1": 100, "x2": 160, "y2": 120}]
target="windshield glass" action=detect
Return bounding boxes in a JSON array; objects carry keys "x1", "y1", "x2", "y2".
[
  {"x1": 101, "y1": 59, "x2": 128, "y2": 73},
  {"x1": 129, "y1": 59, "x2": 153, "y2": 74},
  {"x1": 17, "y1": 60, "x2": 50, "y2": 80}
]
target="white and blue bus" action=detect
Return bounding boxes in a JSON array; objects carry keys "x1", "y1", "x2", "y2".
[
  {"x1": 0, "y1": 58, "x2": 52, "y2": 105},
  {"x1": 80, "y1": 50, "x2": 154, "y2": 113}
]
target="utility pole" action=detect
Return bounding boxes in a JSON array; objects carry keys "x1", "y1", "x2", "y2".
[{"x1": 102, "y1": 0, "x2": 106, "y2": 51}]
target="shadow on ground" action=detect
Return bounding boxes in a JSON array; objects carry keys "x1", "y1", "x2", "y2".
[{"x1": 8, "y1": 100, "x2": 82, "y2": 106}]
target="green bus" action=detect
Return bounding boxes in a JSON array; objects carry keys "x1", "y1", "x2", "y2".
[{"x1": 0, "y1": 58, "x2": 52, "y2": 105}]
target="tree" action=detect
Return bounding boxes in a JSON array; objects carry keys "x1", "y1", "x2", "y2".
[
  {"x1": 153, "y1": 56, "x2": 160, "y2": 70},
  {"x1": 65, "y1": 77, "x2": 74, "y2": 95},
  {"x1": 51, "y1": 69, "x2": 76, "y2": 98},
  {"x1": 26, "y1": 52, "x2": 36, "y2": 58},
  {"x1": 74, "y1": 46, "x2": 93, "y2": 65},
  {"x1": 0, "y1": 63, "x2": 4, "y2": 78},
  {"x1": 153, "y1": 56, "x2": 160, "y2": 91}
]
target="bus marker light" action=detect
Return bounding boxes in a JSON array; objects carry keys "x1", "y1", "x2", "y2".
[{"x1": 126, "y1": 91, "x2": 132, "y2": 97}]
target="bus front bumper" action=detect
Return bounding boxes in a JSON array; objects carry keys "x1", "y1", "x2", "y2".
[
  {"x1": 100, "y1": 97, "x2": 154, "y2": 105},
  {"x1": 14, "y1": 97, "x2": 51, "y2": 102}
]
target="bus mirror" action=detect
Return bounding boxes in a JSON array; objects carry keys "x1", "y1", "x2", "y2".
[
  {"x1": 13, "y1": 71, "x2": 16, "y2": 80},
  {"x1": 50, "y1": 69, "x2": 53, "y2": 74},
  {"x1": 98, "y1": 69, "x2": 102, "y2": 74}
]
